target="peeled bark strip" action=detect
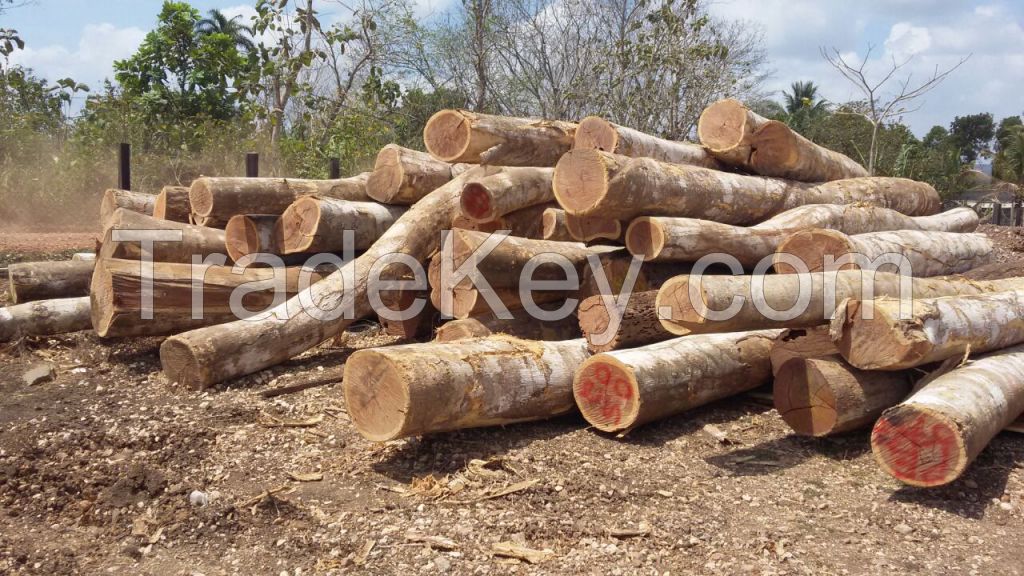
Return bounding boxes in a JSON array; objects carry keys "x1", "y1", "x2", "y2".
[
  {"x1": 225, "y1": 215, "x2": 285, "y2": 262},
  {"x1": 8, "y1": 260, "x2": 94, "y2": 303},
  {"x1": 871, "y1": 344, "x2": 1024, "y2": 487},
  {"x1": 834, "y1": 290, "x2": 1024, "y2": 371},
  {"x1": 553, "y1": 149, "x2": 939, "y2": 221},
  {"x1": 423, "y1": 109, "x2": 577, "y2": 166},
  {"x1": 657, "y1": 271, "x2": 1024, "y2": 335},
  {"x1": 344, "y1": 336, "x2": 591, "y2": 441},
  {"x1": 627, "y1": 205, "x2": 979, "y2": 265},
  {"x1": 573, "y1": 330, "x2": 781, "y2": 432},
  {"x1": 153, "y1": 185, "x2": 191, "y2": 222},
  {"x1": 367, "y1": 144, "x2": 466, "y2": 204},
  {"x1": 775, "y1": 230, "x2": 992, "y2": 276},
  {"x1": 100, "y1": 189, "x2": 156, "y2": 228},
  {"x1": 578, "y1": 290, "x2": 675, "y2": 353},
  {"x1": 91, "y1": 258, "x2": 320, "y2": 338},
  {"x1": 697, "y1": 99, "x2": 868, "y2": 181},
  {"x1": 775, "y1": 356, "x2": 912, "y2": 437},
  {"x1": 190, "y1": 175, "x2": 371, "y2": 226},
  {"x1": 98, "y1": 209, "x2": 228, "y2": 264},
  {"x1": 279, "y1": 196, "x2": 407, "y2": 254},
  {"x1": 542, "y1": 208, "x2": 575, "y2": 242},
  {"x1": 434, "y1": 311, "x2": 581, "y2": 342},
  {"x1": 0, "y1": 296, "x2": 91, "y2": 342},
  {"x1": 574, "y1": 116, "x2": 722, "y2": 169},
  {"x1": 459, "y1": 166, "x2": 554, "y2": 222},
  {"x1": 769, "y1": 326, "x2": 837, "y2": 375},
  {"x1": 159, "y1": 170, "x2": 482, "y2": 388}
]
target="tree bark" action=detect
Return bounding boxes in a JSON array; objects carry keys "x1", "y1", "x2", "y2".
[
  {"x1": 278, "y1": 196, "x2": 407, "y2": 254},
  {"x1": 153, "y1": 185, "x2": 191, "y2": 222},
  {"x1": 98, "y1": 209, "x2": 228, "y2": 264},
  {"x1": 577, "y1": 290, "x2": 675, "y2": 353},
  {"x1": 574, "y1": 115, "x2": 722, "y2": 169},
  {"x1": 366, "y1": 144, "x2": 468, "y2": 205},
  {"x1": 0, "y1": 296, "x2": 91, "y2": 342},
  {"x1": 376, "y1": 286, "x2": 437, "y2": 339},
  {"x1": 459, "y1": 166, "x2": 554, "y2": 222},
  {"x1": 542, "y1": 208, "x2": 575, "y2": 242},
  {"x1": 434, "y1": 310, "x2": 581, "y2": 342},
  {"x1": 189, "y1": 174, "x2": 370, "y2": 227},
  {"x1": 8, "y1": 260, "x2": 94, "y2": 303},
  {"x1": 833, "y1": 290, "x2": 1024, "y2": 370},
  {"x1": 871, "y1": 344, "x2": 1024, "y2": 487},
  {"x1": 343, "y1": 336, "x2": 591, "y2": 440},
  {"x1": 769, "y1": 326, "x2": 837, "y2": 375},
  {"x1": 573, "y1": 330, "x2": 781, "y2": 432},
  {"x1": 774, "y1": 230, "x2": 992, "y2": 276},
  {"x1": 656, "y1": 270, "x2": 1024, "y2": 335},
  {"x1": 774, "y1": 356, "x2": 912, "y2": 436},
  {"x1": 553, "y1": 149, "x2": 939, "y2": 221},
  {"x1": 697, "y1": 99, "x2": 869, "y2": 181},
  {"x1": 423, "y1": 109, "x2": 577, "y2": 166},
  {"x1": 100, "y1": 189, "x2": 156, "y2": 228}
]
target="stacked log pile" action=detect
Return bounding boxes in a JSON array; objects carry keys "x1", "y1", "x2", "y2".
[{"x1": 4, "y1": 98, "x2": 1023, "y2": 490}]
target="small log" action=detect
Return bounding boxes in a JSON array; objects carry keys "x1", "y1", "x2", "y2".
[
  {"x1": 871, "y1": 344, "x2": 1024, "y2": 487},
  {"x1": 278, "y1": 196, "x2": 406, "y2": 254},
  {"x1": 833, "y1": 290, "x2": 1024, "y2": 371},
  {"x1": 574, "y1": 115, "x2": 722, "y2": 169},
  {"x1": 8, "y1": 260, "x2": 94, "y2": 303},
  {"x1": 99, "y1": 189, "x2": 155, "y2": 228},
  {"x1": 542, "y1": 208, "x2": 575, "y2": 242},
  {"x1": 0, "y1": 296, "x2": 91, "y2": 342},
  {"x1": 98, "y1": 209, "x2": 227, "y2": 264},
  {"x1": 573, "y1": 330, "x2": 781, "y2": 432},
  {"x1": 153, "y1": 185, "x2": 191, "y2": 222},
  {"x1": 577, "y1": 290, "x2": 675, "y2": 353},
  {"x1": 774, "y1": 230, "x2": 992, "y2": 276},
  {"x1": 492, "y1": 202, "x2": 553, "y2": 239},
  {"x1": 697, "y1": 98, "x2": 868, "y2": 181},
  {"x1": 769, "y1": 326, "x2": 837, "y2": 375},
  {"x1": 344, "y1": 336, "x2": 591, "y2": 440},
  {"x1": 190, "y1": 174, "x2": 370, "y2": 226},
  {"x1": 774, "y1": 356, "x2": 912, "y2": 437},
  {"x1": 434, "y1": 311, "x2": 581, "y2": 342},
  {"x1": 71, "y1": 253, "x2": 96, "y2": 262},
  {"x1": 367, "y1": 144, "x2": 466, "y2": 205},
  {"x1": 656, "y1": 271, "x2": 1024, "y2": 335},
  {"x1": 377, "y1": 287, "x2": 437, "y2": 339},
  {"x1": 225, "y1": 215, "x2": 285, "y2": 262},
  {"x1": 423, "y1": 109, "x2": 577, "y2": 166},
  {"x1": 459, "y1": 166, "x2": 554, "y2": 222}
]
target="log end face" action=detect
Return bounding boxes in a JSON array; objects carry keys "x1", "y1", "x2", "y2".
[
  {"x1": 89, "y1": 260, "x2": 115, "y2": 338},
  {"x1": 424, "y1": 109, "x2": 472, "y2": 162},
  {"x1": 460, "y1": 181, "x2": 495, "y2": 222},
  {"x1": 279, "y1": 197, "x2": 320, "y2": 254},
  {"x1": 553, "y1": 149, "x2": 609, "y2": 215},
  {"x1": 871, "y1": 405, "x2": 967, "y2": 487},
  {"x1": 366, "y1": 146, "x2": 405, "y2": 203},
  {"x1": 834, "y1": 302, "x2": 920, "y2": 371},
  {"x1": 624, "y1": 218, "x2": 664, "y2": 261},
  {"x1": 343, "y1": 350, "x2": 410, "y2": 442},
  {"x1": 655, "y1": 277, "x2": 705, "y2": 335},
  {"x1": 574, "y1": 116, "x2": 618, "y2": 153},
  {"x1": 188, "y1": 178, "x2": 214, "y2": 218},
  {"x1": 697, "y1": 98, "x2": 749, "y2": 152},
  {"x1": 773, "y1": 358, "x2": 838, "y2": 436},
  {"x1": 573, "y1": 356, "x2": 640, "y2": 432},
  {"x1": 224, "y1": 215, "x2": 255, "y2": 262},
  {"x1": 774, "y1": 229, "x2": 854, "y2": 274},
  {"x1": 749, "y1": 120, "x2": 798, "y2": 173},
  {"x1": 153, "y1": 190, "x2": 168, "y2": 220},
  {"x1": 160, "y1": 337, "x2": 208, "y2": 390}
]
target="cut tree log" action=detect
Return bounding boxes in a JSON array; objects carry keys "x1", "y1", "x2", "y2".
[
  {"x1": 278, "y1": 196, "x2": 407, "y2": 254},
  {"x1": 190, "y1": 174, "x2": 370, "y2": 227},
  {"x1": 434, "y1": 310, "x2": 581, "y2": 342},
  {"x1": 153, "y1": 185, "x2": 191, "y2": 222},
  {"x1": 8, "y1": 260, "x2": 94, "y2": 303},
  {"x1": 159, "y1": 169, "x2": 483, "y2": 388},
  {"x1": 225, "y1": 215, "x2": 285, "y2": 262},
  {"x1": 366, "y1": 144, "x2": 468, "y2": 204},
  {"x1": 626, "y1": 205, "x2": 979, "y2": 265},
  {"x1": 774, "y1": 230, "x2": 992, "y2": 276},
  {"x1": 376, "y1": 286, "x2": 437, "y2": 339},
  {"x1": 697, "y1": 98, "x2": 869, "y2": 181},
  {"x1": 833, "y1": 290, "x2": 1024, "y2": 371},
  {"x1": 769, "y1": 326, "x2": 837, "y2": 375},
  {"x1": 459, "y1": 166, "x2": 554, "y2": 222},
  {"x1": 99, "y1": 189, "x2": 155, "y2": 228},
  {"x1": 775, "y1": 356, "x2": 912, "y2": 437},
  {"x1": 423, "y1": 109, "x2": 577, "y2": 166},
  {"x1": 90, "y1": 258, "x2": 322, "y2": 338},
  {"x1": 656, "y1": 271, "x2": 1024, "y2": 335},
  {"x1": 71, "y1": 253, "x2": 96, "y2": 262},
  {"x1": 574, "y1": 115, "x2": 722, "y2": 169},
  {"x1": 0, "y1": 296, "x2": 91, "y2": 342},
  {"x1": 542, "y1": 208, "x2": 575, "y2": 242},
  {"x1": 98, "y1": 209, "x2": 228, "y2": 264},
  {"x1": 553, "y1": 149, "x2": 938, "y2": 221},
  {"x1": 573, "y1": 330, "x2": 781, "y2": 432},
  {"x1": 566, "y1": 213, "x2": 623, "y2": 243},
  {"x1": 871, "y1": 344, "x2": 1024, "y2": 487},
  {"x1": 344, "y1": 336, "x2": 591, "y2": 440},
  {"x1": 577, "y1": 290, "x2": 675, "y2": 353}
]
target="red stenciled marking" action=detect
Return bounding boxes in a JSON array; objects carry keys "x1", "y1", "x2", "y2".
[
  {"x1": 873, "y1": 413, "x2": 957, "y2": 484},
  {"x1": 577, "y1": 364, "x2": 632, "y2": 426}
]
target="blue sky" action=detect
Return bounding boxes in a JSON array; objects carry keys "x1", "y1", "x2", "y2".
[{"x1": 5, "y1": 0, "x2": 1023, "y2": 135}]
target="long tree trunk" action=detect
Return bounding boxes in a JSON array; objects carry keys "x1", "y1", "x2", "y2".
[
  {"x1": 774, "y1": 356, "x2": 912, "y2": 437},
  {"x1": 573, "y1": 330, "x2": 781, "y2": 432},
  {"x1": 459, "y1": 166, "x2": 554, "y2": 222},
  {"x1": 278, "y1": 196, "x2": 407, "y2": 254},
  {"x1": 577, "y1": 290, "x2": 675, "y2": 353},
  {"x1": 871, "y1": 344, "x2": 1024, "y2": 487},
  {"x1": 189, "y1": 174, "x2": 370, "y2": 227},
  {"x1": 434, "y1": 310, "x2": 581, "y2": 342},
  {"x1": 344, "y1": 336, "x2": 591, "y2": 440},
  {"x1": 99, "y1": 209, "x2": 228, "y2": 264},
  {"x1": 99, "y1": 189, "x2": 156, "y2": 228},
  {"x1": 656, "y1": 271, "x2": 1024, "y2": 335},
  {"x1": 833, "y1": 290, "x2": 1024, "y2": 371},
  {"x1": 574, "y1": 116, "x2": 722, "y2": 169},
  {"x1": 697, "y1": 98, "x2": 869, "y2": 181},
  {"x1": 366, "y1": 144, "x2": 467, "y2": 205},
  {"x1": 8, "y1": 260, "x2": 94, "y2": 303},
  {"x1": 423, "y1": 109, "x2": 577, "y2": 166},
  {"x1": 0, "y1": 296, "x2": 91, "y2": 342},
  {"x1": 774, "y1": 230, "x2": 992, "y2": 276},
  {"x1": 153, "y1": 185, "x2": 191, "y2": 222},
  {"x1": 553, "y1": 149, "x2": 939, "y2": 221}
]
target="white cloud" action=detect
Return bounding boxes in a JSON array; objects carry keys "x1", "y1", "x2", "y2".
[
  {"x1": 9, "y1": 22, "x2": 145, "y2": 88},
  {"x1": 885, "y1": 22, "x2": 931, "y2": 60}
]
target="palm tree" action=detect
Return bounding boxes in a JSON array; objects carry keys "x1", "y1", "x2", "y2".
[
  {"x1": 1004, "y1": 126, "x2": 1024, "y2": 184},
  {"x1": 782, "y1": 81, "x2": 829, "y2": 136},
  {"x1": 196, "y1": 9, "x2": 255, "y2": 52}
]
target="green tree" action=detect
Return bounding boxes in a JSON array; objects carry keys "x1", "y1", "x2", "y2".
[
  {"x1": 782, "y1": 81, "x2": 828, "y2": 135},
  {"x1": 994, "y1": 115, "x2": 1023, "y2": 181},
  {"x1": 949, "y1": 112, "x2": 995, "y2": 164},
  {"x1": 196, "y1": 9, "x2": 256, "y2": 52},
  {"x1": 1002, "y1": 126, "x2": 1024, "y2": 184},
  {"x1": 922, "y1": 125, "x2": 949, "y2": 149}
]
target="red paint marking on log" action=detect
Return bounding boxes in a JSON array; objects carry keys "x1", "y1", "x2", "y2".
[
  {"x1": 873, "y1": 413, "x2": 957, "y2": 484},
  {"x1": 577, "y1": 363, "x2": 632, "y2": 426}
]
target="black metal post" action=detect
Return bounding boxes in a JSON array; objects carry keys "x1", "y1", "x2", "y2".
[
  {"x1": 993, "y1": 202, "x2": 1002, "y2": 226},
  {"x1": 329, "y1": 157, "x2": 341, "y2": 179},
  {"x1": 118, "y1": 143, "x2": 131, "y2": 190},
  {"x1": 246, "y1": 153, "x2": 259, "y2": 177}
]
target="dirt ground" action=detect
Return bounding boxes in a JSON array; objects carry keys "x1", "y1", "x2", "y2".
[{"x1": 2, "y1": 226, "x2": 1024, "y2": 576}]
